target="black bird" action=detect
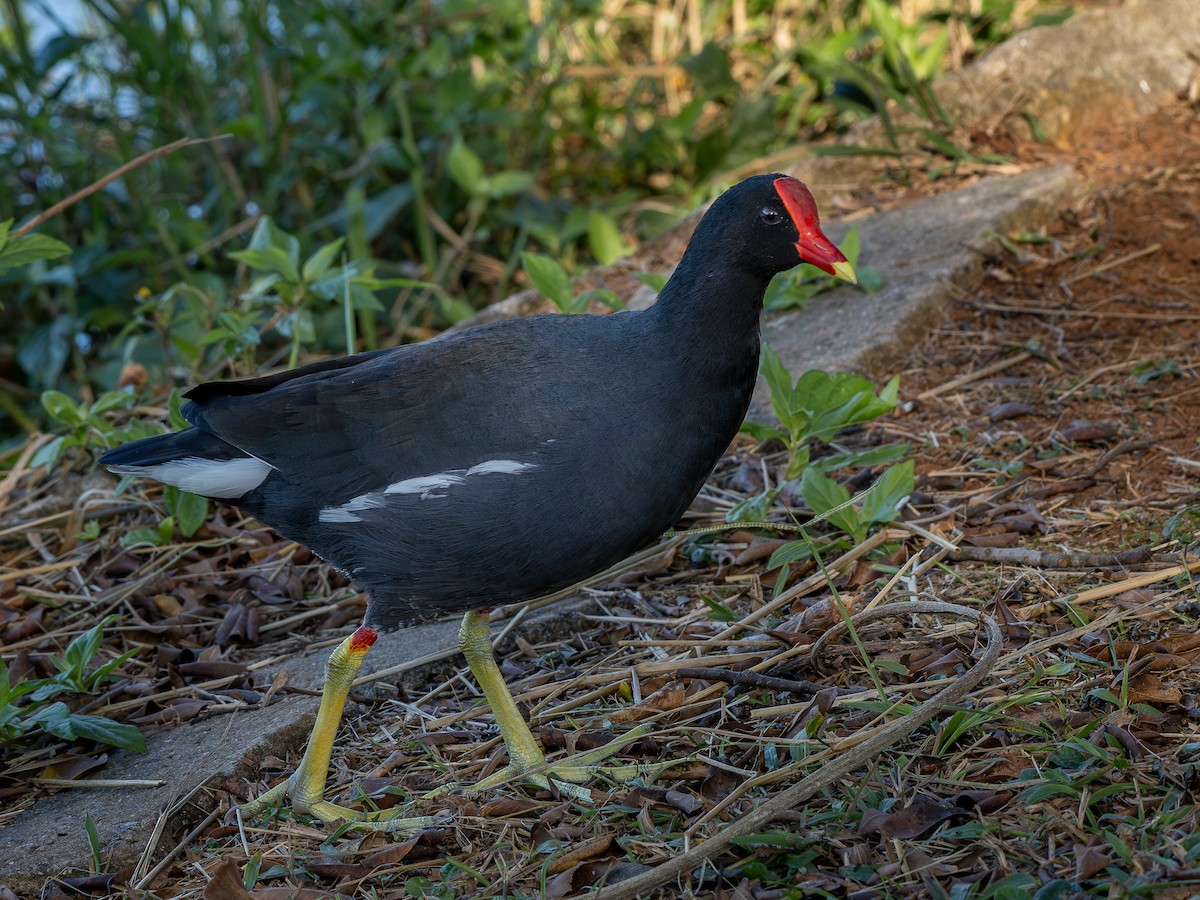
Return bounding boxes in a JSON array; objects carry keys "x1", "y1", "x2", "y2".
[{"x1": 99, "y1": 174, "x2": 855, "y2": 825}]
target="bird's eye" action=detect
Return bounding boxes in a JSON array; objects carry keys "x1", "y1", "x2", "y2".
[{"x1": 760, "y1": 207, "x2": 784, "y2": 225}]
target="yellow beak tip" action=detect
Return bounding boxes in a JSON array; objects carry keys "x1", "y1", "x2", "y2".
[{"x1": 831, "y1": 260, "x2": 858, "y2": 285}]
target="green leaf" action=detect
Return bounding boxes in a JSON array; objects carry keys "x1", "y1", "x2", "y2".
[
  {"x1": 739, "y1": 420, "x2": 785, "y2": 443},
  {"x1": 521, "y1": 252, "x2": 573, "y2": 310},
  {"x1": 88, "y1": 390, "x2": 135, "y2": 418},
  {"x1": 65, "y1": 710, "x2": 147, "y2": 752},
  {"x1": 587, "y1": 210, "x2": 633, "y2": 265},
  {"x1": 767, "y1": 538, "x2": 818, "y2": 569},
  {"x1": 0, "y1": 232, "x2": 71, "y2": 273},
  {"x1": 164, "y1": 486, "x2": 209, "y2": 537},
  {"x1": 856, "y1": 265, "x2": 883, "y2": 294},
  {"x1": 699, "y1": 594, "x2": 738, "y2": 622},
  {"x1": 447, "y1": 137, "x2": 486, "y2": 197},
  {"x1": 41, "y1": 390, "x2": 83, "y2": 426},
  {"x1": 812, "y1": 443, "x2": 910, "y2": 474},
  {"x1": 484, "y1": 170, "x2": 534, "y2": 199},
  {"x1": 85, "y1": 813, "x2": 101, "y2": 872},
  {"x1": 62, "y1": 618, "x2": 110, "y2": 683},
  {"x1": 860, "y1": 460, "x2": 914, "y2": 527},
  {"x1": 168, "y1": 389, "x2": 189, "y2": 431},
  {"x1": 839, "y1": 227, "x2": 862, "y2": 267},
  {"x1": 758, "y1": 344, "x2": 799, "y2": 434},
  {"x1": 799, "y1": 467, "x2": 862, "y2": 541},
  {"x1": 301, "y1": 237, "x2": 345, "y2": 283},
  {"x1": 725, "y1": 490, "x2": 774, "y2": 524},
  {"x1": 633, "y1": 271, "x2": 667, "y2": 292},
  {"x1": 228, "y1": 246, "x2": 299, "y2": 283}
]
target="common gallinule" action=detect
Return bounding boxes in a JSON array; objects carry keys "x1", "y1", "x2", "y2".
[{"x1": 99, "y1": 173, "x2": 855, "y2": 825}]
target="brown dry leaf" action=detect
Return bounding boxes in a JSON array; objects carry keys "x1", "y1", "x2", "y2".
[
  {"x1": 949, "y1": 789, "x2": 1012, "y2": 814},
  {"x1": 699, "y1": 765, "x2": 741, "y2": 803},
  {"x1": 665, "y1": 788, "x2": 704, "y2": 815},
  {"x1": 987, "y1": 401, "x2": 1037, "y2": 421},
  {"x1": 1073, "y1": 841, "x2": 1111, "y2": 880},
  {"x1": 607, "y1": 680, "x2": 687, "y2": 724},
  {"x1": 545, "y1": 834, "x2": 614, "y2": 875},
  {"x1": 544, "y1": 858, "x2": 640, "y2": 899},
  {"x1": 1127, "y1": 672, "x2": 1183, "y2": 706},
  {"x1": 203, "y1": 859, "x2": 251, "y2": 900},
  {"x1": 480, "y1": 795, "x2": 541, "y2": 817},
  {"x1": 1057, "y1": 420, "x2": 1117, "y2": 442},
  {"x1": 860, "y1": 794, "x2": 972, "y2": 839},
  {"x1": 42, "y1": 752, "x2": 108, "y2": 781},
  {"x1": 734, "y1": 537, "x2": 789, "y2": 566}
]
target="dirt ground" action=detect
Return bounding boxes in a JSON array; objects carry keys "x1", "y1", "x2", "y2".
[{"x1": 4, "y1": 101, "x2": 1200, "y2": 898}]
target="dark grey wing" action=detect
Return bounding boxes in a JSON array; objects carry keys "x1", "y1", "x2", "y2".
[{"x1": 179, "y1": 321, "x2": 579, "y2": 504}]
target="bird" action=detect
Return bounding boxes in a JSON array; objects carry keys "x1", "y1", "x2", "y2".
[{"x1": 98, "y1": 173, "x2": 856, "y2": 826}]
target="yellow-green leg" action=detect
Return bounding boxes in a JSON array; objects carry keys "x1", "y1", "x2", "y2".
[
  {"x1": 457, "y1": 610, "x2": 649, "y2": 800},
  {"x1": 238, "y1": 626, "x2": 437, "y2": 829}
]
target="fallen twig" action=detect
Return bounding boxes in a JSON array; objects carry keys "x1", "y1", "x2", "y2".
[
  {"x1": 951, "y1": 545, "x2": 1152, "y2": 567},
  {"x1": 14, "y1": 135, "x2": 229, "y2": 237},
  {"x1": 673, "y1": 666, "x2": 855, "y2": 697}
]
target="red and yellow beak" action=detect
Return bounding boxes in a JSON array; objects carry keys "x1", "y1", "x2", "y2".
[{"x1": 774, "y1": 176, "x2": 857, "y2": 284}]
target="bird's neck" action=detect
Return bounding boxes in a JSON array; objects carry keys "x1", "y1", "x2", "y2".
[{"x1": 644, "y1": 234, "x2": 772, "y2": 367}]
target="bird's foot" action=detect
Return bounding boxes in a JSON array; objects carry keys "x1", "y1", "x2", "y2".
[
  {"x1": 441, "y1": 723, "x2": 655, "y2": 803},
  {"x1": 235, "y1": 772, "x2": 446, "y2": 832}
]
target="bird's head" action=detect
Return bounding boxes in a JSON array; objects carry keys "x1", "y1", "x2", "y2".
[{"x1": 714, "y1": 173, "x2": 857, "y2": 284}]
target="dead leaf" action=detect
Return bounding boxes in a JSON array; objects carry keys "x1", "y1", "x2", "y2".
[
  {"x1": 42, "y1": 752, "x2": 108, "y2": 781},
  {"x1": 859, "y1": 794, "x2": 972, "y2": 839},
  {"x1": 1057, "y1": 420, "x2": 1117, "y2": 443},
  {"x1": 987, "y1": 401, "x2": 1037, "y2": 421},
  {"x1": 1073, "y1": 841, "x2": 1111, "y2": 880},
  {"x1": 480, "y1": 796, "x2": 541, "y2": 817},
  {"x1": 665, "y1": 789, "x2": 704, "y2": 815},
  {"x1": 203, "y1": 859, "x2": 251, "y2": 900},
  {"x1": 608, "y1": 680, "x2": 687, "y2": 723},
  {"x1": 1127, "y1": 673, "x2": 1183, "y2": 706},
  {"x1": 546, "y1": 834, "x2": 614, "y2": 875}
]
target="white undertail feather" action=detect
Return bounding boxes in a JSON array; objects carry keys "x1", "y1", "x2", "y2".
[{"x1": 107, "y1": 456, "x2": 273, "y2": 499}]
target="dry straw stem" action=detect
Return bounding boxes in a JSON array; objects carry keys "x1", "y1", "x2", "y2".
[
  {"x1": 13, "y1": 135, "x2": 229, "y2": 237},
  {"x1": 590, "y1": 599, "x2": 1003, "y2": 900}
]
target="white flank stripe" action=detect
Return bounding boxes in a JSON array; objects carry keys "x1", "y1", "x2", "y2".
[
  {"x1": 319, "y1": 458, "x2": 539, "y2": 523},
  {"x1": 108, "y1": 456, "x2": 272, "y2": 499}
]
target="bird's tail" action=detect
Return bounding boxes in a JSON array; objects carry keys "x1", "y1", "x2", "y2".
[{"x1": 98, "y1": 428, "x2": 272, "y2": 500}]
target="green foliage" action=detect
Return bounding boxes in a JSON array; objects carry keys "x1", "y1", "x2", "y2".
[
  {"x1": 744, "y1": 345, "x2": 902, "y2": 481},
  {"x1": 521, "y1": 252, "x2": 623, "y2": 314},
  {"x1": 0, "y1": 0, "x2": 1051, "y2": 442},
  {"x1": 763, "y1": 227, "x2": 881, "y2": 311},
  {"x1": 797, "y1": 460, "x2": 915, "y2": 544},
  {"x1": 35, "y1": 388, "x2": 162, "y2": 469},
  {"x1": 0, "y1": 220, "x2": 70, "y2": 279},
  {"x1": 0, "y1": 617, "x2": 146, "y2": 754},
  {"x1": 228, "y1": 217, "x2": 437, "y2": 366}
]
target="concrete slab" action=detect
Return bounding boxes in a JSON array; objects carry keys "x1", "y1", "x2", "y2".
[{"x1": 754, "y1": 164, "x2": 1084, "y2": 409}]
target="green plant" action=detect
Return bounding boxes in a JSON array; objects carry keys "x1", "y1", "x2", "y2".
[
  {"x1": 35, "y1": 388, "x2": 162, "y2": 469},
  {"x1": 0, "y1": 617, "x2": 145, "y2": 753},
  {"x1": 228, "y1": 217, "x2": 440, "y2": 368},
  {"x1": 743, "y1": 345, "x2": 904, "y2": 481},
  {"x1": 520, "y1": 251, "x2": 624, "y2": 314},
  {"x1": 0, "y1": 220, "x2": 70, "y2": 284},
  {"x1": 798, "y1": 460, "x2": 914, "y2": 544}
]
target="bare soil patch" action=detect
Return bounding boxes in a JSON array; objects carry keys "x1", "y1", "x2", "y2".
[{"x1": 4, "y1": 102, "x2": 1200, "y2": 898}]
